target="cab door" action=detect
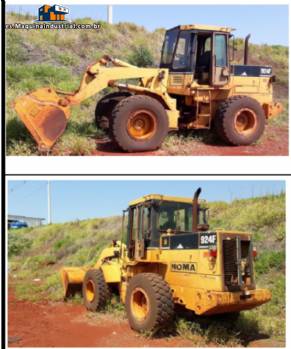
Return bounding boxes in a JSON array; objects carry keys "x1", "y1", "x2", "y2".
[
  {"x1": 211, "y1": 33, "x2": 230, "y2": 86},
  {"x1": 128, "y1": 205, "x2": 149, "y2": 260},
  {"x1": 168, "y1": 30, "x2": 196, "y2": 94}
]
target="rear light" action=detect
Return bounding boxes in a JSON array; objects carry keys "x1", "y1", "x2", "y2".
[
  {"x1": 209, "y1": 247, "x2": 217, "y2": 258},
  {"x1": 252, "y1": 247, "x2": 257, "y2": 258}
]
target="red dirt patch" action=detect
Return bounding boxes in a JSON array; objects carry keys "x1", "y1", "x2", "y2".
[
  {"x1": 8, "y1": 288, "x2": 193, "y2": 347},
  {"x1": 8, "y1": 288, "x2": 284, "y2": 347},
  {"x1": 92, "y1": 125, "x2": 288, "y2": 156}
]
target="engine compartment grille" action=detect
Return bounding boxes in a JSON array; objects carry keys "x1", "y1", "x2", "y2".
[
  {"x1": 171, "y1": 75, "x2": 184, "y2": 85},
  {"x1": 223, "y1": 238, "x2": 255, "y2": 291},
  {"x1": 223, "y1": 239, "x2": 239, "y2": 290}
]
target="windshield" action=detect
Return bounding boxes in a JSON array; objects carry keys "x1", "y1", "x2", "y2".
[
  {"x1": 161, "y1": 29, "x2": 179, "y2": 66},
  {"x1": 157, "y1": 201, "x2": 193, "y2": 232},
  {"x1": 157, "y1": 201, "x2": 209, "y2": 232}
]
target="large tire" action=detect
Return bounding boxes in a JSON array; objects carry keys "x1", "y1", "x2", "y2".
[
  {"x1": 111, "y1": 95, "x2": 169, "y2": 152},
  {"x1": 214, "y1": 96, "x2": 266, "y2": 145},
  {"x1": 83, "y1": 269, "x2": 110, "y2": 311},
  {"x1": 95, "y1": 92, "x2": 132, "y2": 130},
  {"x1": 125, "y1": 273, "x2": 174, "y2": 332}
]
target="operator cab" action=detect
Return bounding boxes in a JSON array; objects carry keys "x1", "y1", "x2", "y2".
[
  {"x1": 123, "y1": 191, "x2": 209, "y2": 260},
  {"x1": 160, "y1": 24, "x2": 231, "y2": 86}
]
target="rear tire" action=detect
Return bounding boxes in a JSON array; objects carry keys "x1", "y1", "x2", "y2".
[
  {"x1": 95, "y1": 92, "x2": 132, "y2": 131},
  {"x1": 125, "y1": 273, "x2": 174, "y2": 332},
  {"x1": 111, "y1": 95, "x2": 169, "y2": 152},
  {"x1": 214, "y1": 96, "x2": 265, "y2": 145},
  {"x1": 83, "y1": 269, "x2": 110, "y2": 311}
]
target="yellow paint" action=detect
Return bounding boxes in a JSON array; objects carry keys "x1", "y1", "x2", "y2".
[
  {"x1": 60, "y1": 190, "x2": 271, "y2": 316},
  {"x1": 178, "y1": 24, "x2": 233, "y2": 33},
  {"x1": 60, "y1": 242, "x2": 124, "y2": 296},
  {"x1": 101, "y1": 263, "x2": 122, "y2": 283},
  {"x1": 129, "y1": 194, "x2": 194, "y2": 206},
  {"x1": 14, "y1": 56, "x2": 176, "y2": 149}
]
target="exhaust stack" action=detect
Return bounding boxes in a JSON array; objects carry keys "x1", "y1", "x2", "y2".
[
  {"x1": 244, "y1": 34, "x2": 251, "y2": 65},
  {"x1": 192, "y1": 187, "x2": 202, "y2": 232}
]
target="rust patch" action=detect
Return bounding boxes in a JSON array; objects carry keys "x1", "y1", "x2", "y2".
[{"x1": 13, "y1": 87, "x2": 70, "y2": 150}]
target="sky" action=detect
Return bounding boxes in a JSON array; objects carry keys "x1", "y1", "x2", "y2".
[
  {"x1": 6, "y1": 4, "x2": 289, "y2": 45},
  {"x1": 8, "y1": 180, "x2": 285, "y2": 224}
]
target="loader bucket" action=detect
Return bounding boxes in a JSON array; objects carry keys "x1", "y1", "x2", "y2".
[
  {"x1": 60, "y1": 267, "x2": 87, "y2": 299},
  {"x1": 13, "y1": 88, "x2": 71, "y2": 150}
]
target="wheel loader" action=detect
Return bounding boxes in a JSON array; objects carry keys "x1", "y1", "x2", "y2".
[
  {"x1": 60, "y1": 188, "x2": 271, "y2": 332},
  {"x1": 14, "y1": 24, "x2": 282, "y2": 152}
]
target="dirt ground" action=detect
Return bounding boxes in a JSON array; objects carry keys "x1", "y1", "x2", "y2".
[
  {"x1": 8, "y1": 288, "x2": 284, "y2": 348},
  {"x1": 90, "y1": 124, "x2": 288, "y2": 156},
  {"x1": 8, "y1": 288, "x2": 193, "y2": 347}
]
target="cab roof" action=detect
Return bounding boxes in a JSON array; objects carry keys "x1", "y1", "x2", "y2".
[
  {"x1": 129, "y1": 194, "x2": 193, "y2": 206},
  {"x1": 168, "y1": 24, "x2": 234, "y2": 33}
]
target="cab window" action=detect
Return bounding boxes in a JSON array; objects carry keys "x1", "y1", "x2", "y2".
[
  {"x1": 142, "y1": 206, "x2": 151, "y2": 238},
  {"x1": 161, "y1": 29, "x2": 179, "y2": 65},
  {"x1": 131, "y1": 207, "x2": 138, "y2": 240},
  {"x1": 215, "y1": 34, "x2": 227, "y2": 67},
  {"x1": 157, "y1": 201, "x2": 192, "y2": 232},
  {"x1": 172, "y1": 31, "x2": 193, "y2": 71}
]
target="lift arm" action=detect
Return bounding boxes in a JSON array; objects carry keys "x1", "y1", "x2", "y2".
[{"x1": 13, "y1": 55, "x2": 169, "y2": 150}]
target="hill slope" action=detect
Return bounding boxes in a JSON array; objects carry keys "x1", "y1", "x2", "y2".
[
  {"x1": 8, "y1": 193, "x2": 285, "y2": 344},
  {"x1": 5, "y1": 12, "x2": 288, "y2": 155}
]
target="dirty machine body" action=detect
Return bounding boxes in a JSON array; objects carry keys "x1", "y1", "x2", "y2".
[
  {"x1": 14, "y1": 24, "x2": 282, "y2": 152},
  {"x1": 61, "y1": 188, "x2": 271, "y2": 332}
]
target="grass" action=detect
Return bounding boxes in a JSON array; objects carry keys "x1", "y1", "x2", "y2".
[
  {"x1": 8, "y1": 193, "x2": 285, "y2": 345},
  {"x1": 161, "y1": 130, "x2": 220, "y2": 155},
  {"x1": 269, "y1": 99, "x2": 289, "y2": 127},
  {"x1": 5, "y1": 11, "x2": 288, "y2": 156}
]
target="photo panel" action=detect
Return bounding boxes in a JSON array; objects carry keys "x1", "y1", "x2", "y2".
[
  {"x1": 5, "y1": 175, "x2": 288, "y2": 347},
  {"x1": 5, "y1": 1, "x2": 290, "y2": 174}
]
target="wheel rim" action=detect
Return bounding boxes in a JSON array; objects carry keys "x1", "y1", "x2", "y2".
[
  {"x1": 127, "y1": 109, "x2": 157, "y2": 140},
  {"x1": 131, "y1": 288, "x2": 150, "y2": 321},
  {"x1": 234, "y1": 108, "x2": 257, "y2": 135},
  {"x1": 86, "y1": 280, "x2": 95, "y2": 302}
]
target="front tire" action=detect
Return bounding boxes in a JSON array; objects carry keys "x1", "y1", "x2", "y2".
[
  {"x1": 83, "y1": 269, "x2": 110, "y2": 311},
  {"x1": 214, "y1": 96, "x2": 266, "y2": 145},
  {"x1": 111, "y1": 95, "x2": 169, "y2": 152},
  {"x1": 125, "y1": 273, "x2": 174, "y2": 332},
  {"x1": 95, "y1": 92, "x2": 132, "y2": 131}
]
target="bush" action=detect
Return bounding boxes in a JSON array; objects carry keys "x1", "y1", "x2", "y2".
[
  {"x1": 8, "y1": 232, "x2": 32, "y2": 257},
  {"x1": 128, "y1": 44, "x2": 154, "y2": 67},
  {"x1": 255, "y1": 250, "x2": 285, "y2": 274},
  {"x1": 6, "y1": 31, "x2": 27, "y2": 64},
  {"x1": 56, "y1": 52, "x2": 78, "y2": 66}
]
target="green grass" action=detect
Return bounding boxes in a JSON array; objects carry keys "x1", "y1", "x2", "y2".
[
  {"x1": 5, "y1": 11, "x2": 288, "y2": 156},
  {"x1": 8, "y1": 193, "x2": 285, "y2": 344},
  {"x1": 208, "y1": 192, "x2": 286, "y2": 243},
  {"x1": 269, "y1": 100, "x2": 289, "y2": 127}
]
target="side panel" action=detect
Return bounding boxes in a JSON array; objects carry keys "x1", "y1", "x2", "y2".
[
  {"x1": 101, "y1": 263, "x2": 122, "y2": 283},
  {"x1": 167, "y1": 73, "x2": 194, "y2": 95},
  {"x1": 231, "y1": 76, "x2": 273, "y2": 104},
  {"x1": 147, "y1": 247, "x2": 224, "y2": 292}
]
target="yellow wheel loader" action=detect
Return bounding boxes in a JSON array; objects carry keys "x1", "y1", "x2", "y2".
[
  {"x1": 14, "y1": 24, "x2": 282, "y2": 152},
  {"x1": 60, "y1": 188, "x2": 271, "y2": 332}
]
